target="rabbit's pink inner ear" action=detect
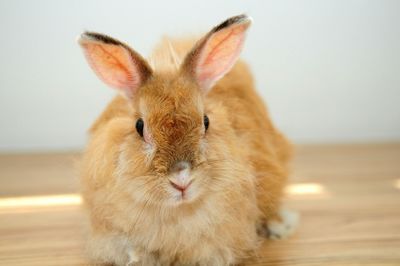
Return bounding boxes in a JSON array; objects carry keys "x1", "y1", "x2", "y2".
[
  {"x1": 79, "y1": 35, "x2": 151, "y2": 97},
  {"x1": 193, "y1": 18, "x2": 251, "y2": 91},
  {"x1": 82, "y1": 43, "x2": 139, "y2": 92}
]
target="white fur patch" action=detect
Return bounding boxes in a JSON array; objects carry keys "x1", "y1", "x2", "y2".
[
  {"x1": 268, "y1": 209, "x2": 299, "y2": 240},
  {"x1": 88, "y1": 234, "x2": 140, "y2": 265},
  {"x1": 127, "y1": 249, "x2": 139, "y2": 265},
  {"x1": 143, "y1": 142, "x2": 155, "y2": 165}
]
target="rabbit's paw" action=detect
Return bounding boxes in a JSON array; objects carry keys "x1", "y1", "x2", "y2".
[
  {"x1": 126, "y1": 250, "x2": 140, "y2": 266},
  {"x1": 259, "y1": 209, "x2": 299, "y2": 240}
]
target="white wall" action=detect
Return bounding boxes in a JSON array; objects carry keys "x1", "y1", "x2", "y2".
[{"x1": 0, "y1": 0, "x2": 399, "y2": 152}]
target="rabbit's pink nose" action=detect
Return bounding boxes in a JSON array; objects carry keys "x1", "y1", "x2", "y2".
[
  {"x1": 169, "y1": 161, "x2": 192, "y2": 192},
  {"x1": 169, "y1": 180, "x2": 192, "y2": 192}
]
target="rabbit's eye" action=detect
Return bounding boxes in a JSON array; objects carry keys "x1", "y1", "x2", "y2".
[
  {"x1": 136, "y1": 118, "x2": 144, "y2": 137},
  {"x1": 204, "y1": 115, "x2": 209, "y2": 131}
]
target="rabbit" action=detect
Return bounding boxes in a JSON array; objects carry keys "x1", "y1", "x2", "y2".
[{"x1": 78, "y1": 14, "x2": 297, "y2": 266}]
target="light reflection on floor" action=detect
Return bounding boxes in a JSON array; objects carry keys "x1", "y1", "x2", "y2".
[
  {"x1": 0, "y1": 194, "x2": 81, "y2": 210},
  {"x1": 0, "y1": 182, "x2": 329, "y2": 212},
  {"x1": 286, "y1": 183, "x2": 326, "y2": 195},
  {"x1": 395, "y1": 179, "x2": 400, "y2": 190}
]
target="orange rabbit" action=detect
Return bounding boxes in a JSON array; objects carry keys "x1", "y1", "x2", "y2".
[{"x1": 79, "y1": 14, "x2": 297, "y2": 266}]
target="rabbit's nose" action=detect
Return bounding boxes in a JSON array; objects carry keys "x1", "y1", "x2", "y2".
[
  {"x1": 169, "y1": 161, "x2": 192, "y2": 191},
  {"x1": 172, "y1": 161, "x2": 191, "y2": 172},
  {"x1": 169, "y1": 179, "x2": 192, "y2": 192}
]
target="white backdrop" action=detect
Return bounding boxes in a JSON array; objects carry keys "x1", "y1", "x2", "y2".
[{"x1": 0, "y1": 0, "x2": 399, "y2": 152}]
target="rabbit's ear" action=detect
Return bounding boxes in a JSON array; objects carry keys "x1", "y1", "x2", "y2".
[
  {"x1": 182, "y1": 15, "x2": 252, "y2": 92},
  {"x1": 78, "y1": 32, "x2": 152, "y2": 98}
]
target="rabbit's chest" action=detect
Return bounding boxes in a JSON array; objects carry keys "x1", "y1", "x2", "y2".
[{"x1": 124, "y1": 199, "x2": 235, "y2": 257}]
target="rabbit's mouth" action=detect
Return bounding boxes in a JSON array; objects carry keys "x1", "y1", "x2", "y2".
[
  {"x1": 169, "y1": 179, "x2": 196, "y2": 203},
  {"x1": 166, "y1": 161, "x2": 196, "y2": 203},
  {"x1": 169, "y1": 179, "x2": 193, "y2": 194}
]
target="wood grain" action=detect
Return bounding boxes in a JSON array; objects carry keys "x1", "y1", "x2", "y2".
[{"x1": 0, "y1": 144, "x2": 399, "y2": 265}]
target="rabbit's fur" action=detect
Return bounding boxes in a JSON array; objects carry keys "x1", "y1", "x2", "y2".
[{"x1": 79, "y1": 15, "x2": 294, "y2": 266}]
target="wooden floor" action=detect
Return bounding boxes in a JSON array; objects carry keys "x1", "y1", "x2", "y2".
[{"x1": 0, "y1": 144, "x2": 399, "y2": 265}]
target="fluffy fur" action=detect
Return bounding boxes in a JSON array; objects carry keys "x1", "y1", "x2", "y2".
[{"x1": 79, "y1": 15, "x2": 293, "y2": 266}]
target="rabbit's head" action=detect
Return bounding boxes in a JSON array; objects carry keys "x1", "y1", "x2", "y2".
[{"x1": 79, "y1": 15, "x2": 252, "y2": 206}]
